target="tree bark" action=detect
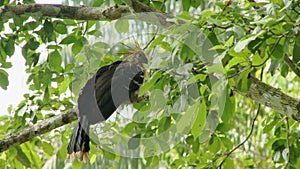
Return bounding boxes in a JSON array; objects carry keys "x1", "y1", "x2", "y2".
[
  {"x1": 0, "y1": 4, "x2": 130, "y2": 21},
  {"x1": 0, "y1": 109, "x2": 78, "y2": 152},
  {"x1": 233, "y1": 76, "x2": 300, "y2": 121}
]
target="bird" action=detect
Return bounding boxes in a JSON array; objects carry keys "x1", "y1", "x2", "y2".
[{"x1": 67, "y1": 50, "x2": 148, "y2": 162}]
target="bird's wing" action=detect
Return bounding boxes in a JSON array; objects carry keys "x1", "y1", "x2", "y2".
[
  {"x1": 78, "y1": 61, "x2": 122, "y2": 123},
  {"x1": 78, "y1": 59, "x2": 145, "y2": 124},
  {"x1": 94, "y1": 61, "x2": 123, "y2": 120}
]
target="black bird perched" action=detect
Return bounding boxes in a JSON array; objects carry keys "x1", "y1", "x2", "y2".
[{"x1": 67, "y1": 50, "x2": 148, "y2": 161}]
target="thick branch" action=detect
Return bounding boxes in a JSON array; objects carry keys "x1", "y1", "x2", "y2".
[
  {"x1": 233, "y1": 76, "x2": 300, "y2": 121},
  {"x1": 0, "y1": 109, "x2": 78, "y2": 152},
  {"x1": 131, "y1": 0, "x2": 158, "y2": 12},
  {"x1": 0, "y1": 3, "x2": 174, "y2": 26},
  {"x1": 0, "y1": 4, "x2": 130, "y2": 21}
]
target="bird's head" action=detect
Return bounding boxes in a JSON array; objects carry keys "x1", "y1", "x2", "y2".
[
  {"x1": 128, "y1": 48, "x2": 148, "y2": 66},
  {"x1": 132, "y1": 50, "x2": 148, "y2": 64}
]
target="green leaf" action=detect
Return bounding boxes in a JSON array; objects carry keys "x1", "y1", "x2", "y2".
[
  {"x1": 27, "y1": 39, "x2": 39, "y2": 50},
  {"x1": 48, "y1": 50, "x2": 62, "y2": 69},
  {"x1": 252, "y1": 52, "x2": 268, "y2": 66},
  {"x1": 182, "y1": 0, "x2": 191, "y2": 11},
  {"x1": 234, "y1": 30, "x2": 265, "y2": 53},
  {"x1": 268, "y1": 59, "x2": 280, "y2": 75},
  {"x1": 41, "y1": 142, "x2": 54, "y2": 156},
  {"x1": 227, "y1": 56, "x2": 247, "y2": 68},
  {"x1": 221, "y1": 89, "x2": 235, "y2": 122},
  {"x1": 280, "y1": 62, "x2": 289, "y2": 77},
  {"x1": 191, "y1": 101, "x2": 206, "y2": 139},
  {"x1": 25, "y1": 21, "x2": 39, "y2": 30},
  {"x1": 248, "y1": 38, "x2": 264, "y2": 54},
  {"x1": 44, "y1": 20, "x2": 54, "y2": 35},
  {"x1": 72, "y1": 39, "x2": 84, "y2": 55},
  {"x1": 191, "y1": 0, "x2": 202, "y2": 8},
  {"x1": 25, "y1": 143, "x2": 42, "y2": 168},
  {"x1": 72, "y1": 160, "x2": 82, "y2": 169},
  {"x1": 263, "y1": 119, "x2": 278, "y2": 133},
  {"x1": 54, "y1": 22, "x2": 68, "y2": 34},
  {"x1": 102, "y1": 148, "x2": 116, "y2": 160},
  {"x1": 186, "y1": 73, "x2": 206, "y2": 85},
  {"x1": 86, "y1": 21, "x2": 97, "y2": 30},
  {"x1": 115, "y1": 19, "x2": 129, "y2": 33},
  {"x1": 90, "y1": 154, "x2": 97, "y2": 164},
  {"x1": 23, "y1": 0, "x2": 34, "y2": 3},
  {"x1": 128, "y1": 135, "x2": 141, "y2": 149},
  {"x1": 223, "y1": 158, "x2": 234, "y2": 169},
  {"x1": 216, "y1": 123, "x2": 231, "y2": 133},
  {"x1": 89, "y1": 130, "x2": 100, "y2": 145},
  {"x1": 5, "y1": 37, "x2": 15, "y2": 56},
  {"x1": 296, "y1": 34, "x2": 300, "y2": 46},
  {"x1": 160, "y1": 41, "x2": 172, "y2": 52},
  {"x1": 181, "y1": 44, "x2": 195, "y2": 60},
  {"x1": 208, "y1": 136, "x2": 221, "y2": 153},
  {"x1": 272, "y1": 44, "x2": 284, "y2": 59},
  {"x1": 15, "y1": 146, "x2": 31, "y2": 168},
  {"x1": 152, "y1": 156, "x2": 159, "y2": 167},
  {"x1": 60, "y1": 35, "x2": 77, "y2": 44},
  {"x1": 220, "y1": 137, "x2": 233, "y2": 149},
  {"x1": 47, "y1": 44, "x2": 62, "y2": 50},
  {"x1": 0, "y1": 69, "x2": 9, "y2": 90},
  {"x1": 150, "y1": 89, "x2": 167, "y2": 111},
  {"x1": 0, "y1": 159, "x2": 5, "y2": 169},
  {"x1": 93, "y1": 0, "x2": 104, "y2": 6},
  {"x1": 87, "y1": 29, "x2": 102, "y2": 36},
  {"x1": 151, "y1": 1, "x2": 163, "y2": 10},
  {"x1": 93, "y1": 41, "x2": 109, "y2": 48},
  {"x1": 293, "y1": 41, "x2": 300, "y2": 65},
  {"x1": 225, "y1": 36, "x2": 234, "y2": 47},
  {"x1": 13, "y1": 17, "x2": 23, "y2": 27},
  {"x1": 186, "y1": 135, "x2": 194, "y2": 145},
  {"x1": 1, "y1": 62, "x2": 12, "y2": 68},
  {"x1": 237, "y1": 70, "x2": 252, "y2": 92},
  {"x1": 139, "y1": 71, "x2": 162, "y2": 96},
  {"x1": 177, "y1": 103, "x2": 199, "y2": 133},
  {"x1": 207, "y1": 63, "x2": 225, "y2": 74},
  {"x1": 114, "y1": 0, "x2": 124, "y2": 5},
  {"x1": 58, "y1": 77, "x2": 70, "y2": 93},
  {"x1": 7, "y1": 147, "x2": 18, "y2": 160}
]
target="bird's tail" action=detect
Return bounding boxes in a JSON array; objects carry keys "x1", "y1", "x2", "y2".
[{"x1": 67, "y1": 115, "x2": 90, "y2": 162}]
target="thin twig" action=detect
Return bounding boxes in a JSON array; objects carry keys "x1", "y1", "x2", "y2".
[
  {"x1": 252, "y1": 34, "x2": 284, "y2": 68},
  {"x1": 218, "y1": 70, "x2": 264, "y2": 168},
  {"x1": 218, "y1": 104, "x2": 261, "y2": 168},
  {"x1": 284, "y1": 117, "x2": 290, "y2": 169},
  {"x1": 143, "y1": 29, "x2": 158, "y2": 50},
  {"x1": 160, "y1": 0, "x2": 166, "y2": 11}
]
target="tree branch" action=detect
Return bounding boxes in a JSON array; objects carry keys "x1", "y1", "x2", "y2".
[
  {"x1": 233, "y1": 76, "x2": 300, "y2": 121},
  {"x1": 0, "y1": 3, "x2": 174, "y2": 26},
  {"x1": 218, "y1": 104, "x2": 261, "y2": 168},
  {"x1": 0, "y1": 4, "x2": 131, "y2": 21},
  {"x1": 284, "y1": 55, "x2": 300, "y2": 78},
  {"x1": 0, "y1": 109, "x2": 78, "y2": 152}
]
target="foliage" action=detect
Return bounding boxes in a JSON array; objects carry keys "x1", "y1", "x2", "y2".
[{"x1": 0, "y1": 0, "x2": 300, "y2": 168}]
